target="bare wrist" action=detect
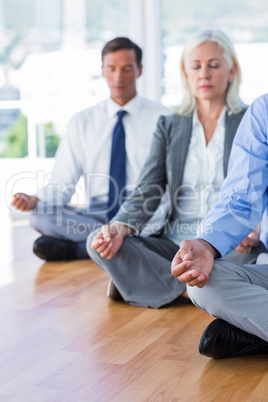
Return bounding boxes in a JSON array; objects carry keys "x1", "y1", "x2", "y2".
[
  {"x1": 197, "y1": 239, "x2": 220, "y2": 258},
  {"x1": 254, "y1": 222, "x2": 262, "y2": 234},
  {"x1": 30, "y1": 196, "x2": 39, "y2": 208},
  {"x1": 110, "y1": 222, "x2": 134, "y2": 238}
]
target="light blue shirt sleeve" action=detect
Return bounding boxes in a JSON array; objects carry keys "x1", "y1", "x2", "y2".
[{"x1": 197, "y1": 94, "x2": 268, "y2": 256}]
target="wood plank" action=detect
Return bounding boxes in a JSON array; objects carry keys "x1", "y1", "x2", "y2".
[{"x1": 0, "y1": 220, "x2": 267, "y2": 400}]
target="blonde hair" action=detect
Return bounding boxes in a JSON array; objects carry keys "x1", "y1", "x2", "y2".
[{"x1": 178, "y1": 29, "x2": 246, "y2": 116}]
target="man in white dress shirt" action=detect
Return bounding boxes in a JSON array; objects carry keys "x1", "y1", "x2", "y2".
[{"x1": 11, "y1": 37, "x2": 170, "y2": 261}]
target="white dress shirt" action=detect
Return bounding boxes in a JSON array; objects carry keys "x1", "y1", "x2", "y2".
[
  {"x1": 37, "y1": 95, "x2": 170, "y2": 206},
  {"x1": 166, "y1": 107, "x2": 225, "y2": 245}
]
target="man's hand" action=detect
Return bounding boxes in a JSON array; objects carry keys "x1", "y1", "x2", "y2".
[
  {"x1": 171, "y1": 239, "x2": 218, "y2": 288},
  {"x1": 236, "y1": 228, "x2": 260, "y2": 254},
  {"x1": 11, "y1": 193, "x2": 39, "y2": 211},
  {"x1": 91, "y1": 223, "x2": 134, "y2": 260}
]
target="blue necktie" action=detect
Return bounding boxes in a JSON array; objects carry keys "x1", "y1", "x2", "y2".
[{"x1": 107, "y1": 110, "x2": 127, "y2": 220}]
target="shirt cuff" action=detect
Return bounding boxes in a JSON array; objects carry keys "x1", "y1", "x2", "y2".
[{"x1": 196, "y1": 230, "x2": 236, "y2": 258}]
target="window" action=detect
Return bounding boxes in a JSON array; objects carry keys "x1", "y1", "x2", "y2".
[
  {"x1": 0, "y1": 0, "x2": 129, "y2": 158},
  {"x1": 2, "y1": 0, "x2": 268, "y2": 159},
  {"x1": 161, "y1": 0, "x2": 268, "y2": 107}
]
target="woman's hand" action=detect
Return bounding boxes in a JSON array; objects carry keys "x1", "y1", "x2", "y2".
[
  {"x1": 91, "y1": 223, "x2": 134, "y2": 260},
  {"x1": 236, "y1": 228, "x2": 260, "y2": 254}
]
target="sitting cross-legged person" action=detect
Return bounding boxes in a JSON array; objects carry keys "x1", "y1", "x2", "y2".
[
  {"x1": 171, "y1": 92, "x2": 268, "y2": 358},
  {"x1": 11, "y1": 37, "x2": 170, "y2": 261}
]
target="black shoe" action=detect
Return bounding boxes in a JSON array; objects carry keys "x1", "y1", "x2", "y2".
[
  {"x1": 199, "y1": 318, "x2": 268, "y2": 359},
  {"x1": 33, "y1": 236, "x2": 77, "y2": 261},
  {"x1": 106, "y1": 280, "x2": 123, "y2": 301}
]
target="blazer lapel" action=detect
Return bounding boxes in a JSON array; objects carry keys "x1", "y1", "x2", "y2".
[
  {"x1": 167, "y1": 114, "x2": 192, "y2": 218},
  {"x1": 224, "y1": 110, "x2": 246, "y2": 177}
]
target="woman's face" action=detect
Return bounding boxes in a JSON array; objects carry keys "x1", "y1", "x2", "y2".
[{"x1": 185, "y1": 41, "x2": 237, "y2": 104}]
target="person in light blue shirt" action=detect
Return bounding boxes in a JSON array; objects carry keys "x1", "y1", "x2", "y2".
[{"x1": 171, "y1": 93, "x2": 268, "y2": 359}]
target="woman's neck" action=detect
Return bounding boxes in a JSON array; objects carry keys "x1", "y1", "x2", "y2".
[
  {"x1": 196, "y1": 100, "x2": 225, "y2": 125},
  {"x1": 196, "y1": 100, "x2": 225, "y2": 145}
]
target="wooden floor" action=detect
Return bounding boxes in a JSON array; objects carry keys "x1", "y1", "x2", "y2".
[{"x1": 1, "y1": 219, "x2": 268, "y2": 401}]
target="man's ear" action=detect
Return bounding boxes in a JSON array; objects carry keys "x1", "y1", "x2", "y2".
[{"x1": 138, "y1": 64, "x2": 143, "y2": 78}]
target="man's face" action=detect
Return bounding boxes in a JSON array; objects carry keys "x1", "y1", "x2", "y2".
[{"x1": 102, "y1": 49, "x2": 142, "y2": 106}]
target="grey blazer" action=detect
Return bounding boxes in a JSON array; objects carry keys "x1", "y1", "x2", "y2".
[{"x1": 114, "y1": 109, "x2": 247, "y2": 232}]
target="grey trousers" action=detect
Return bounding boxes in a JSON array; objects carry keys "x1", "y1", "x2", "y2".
[
  {"x1": 29, "y1": 202, "x2": 107, "y2": 258},
  {"x1": 87, "y1": 229, "x2": 266, "y2": 309},
  {"x1": 87, "y1": 232, "x2": 186, "y2": 308},
  {"x1": 188, "y1": 258, "x2": 268, "y2": 342},
  {"x1": 29, "y1": 202, "x2": 107, "y2": 242},
  {"x1": 29, "y1": 200, "x2": 169, "y2": 257}
]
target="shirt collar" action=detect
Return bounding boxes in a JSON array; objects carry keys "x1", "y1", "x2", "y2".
[{"x1": 106, "y1": 95, "x2": 141, "y2": 118}]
